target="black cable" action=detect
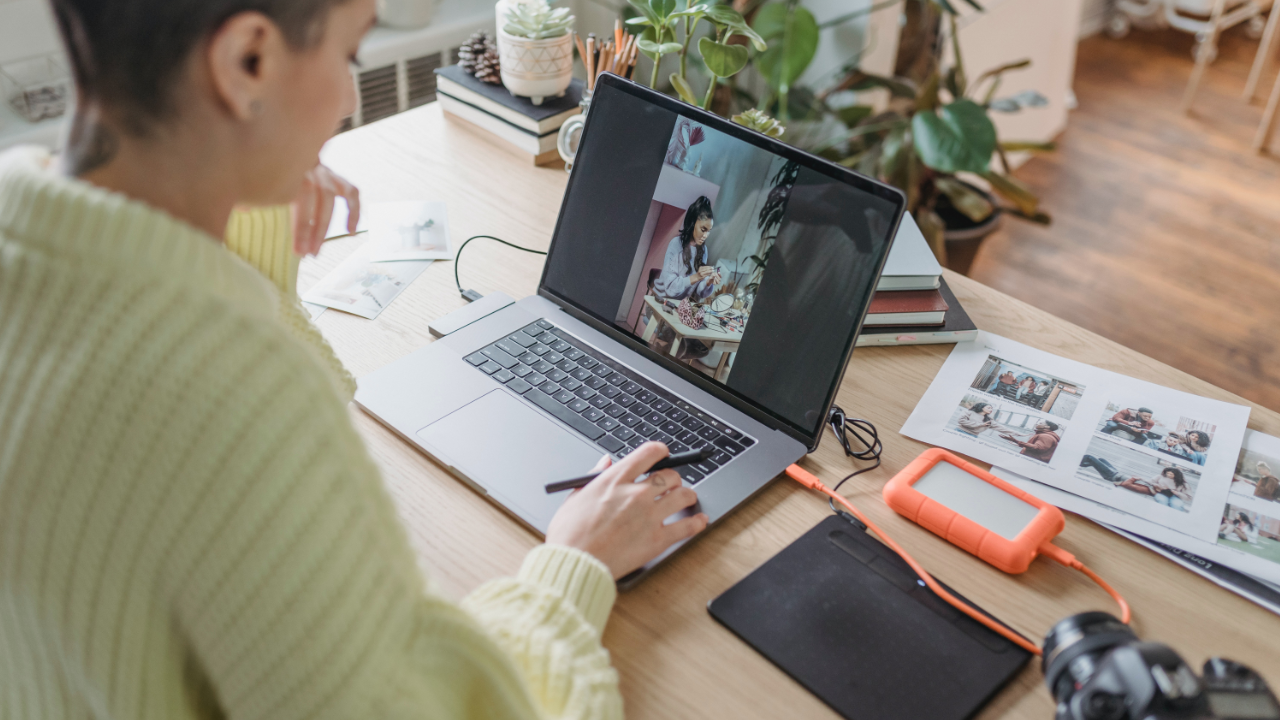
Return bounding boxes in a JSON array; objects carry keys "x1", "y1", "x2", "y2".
[
  {"x1": 825, "y1": 405, "x2": 883, "y2": 514},
  {"x1": 455, "y1": 234, "x2": 547, "y2": 301}
]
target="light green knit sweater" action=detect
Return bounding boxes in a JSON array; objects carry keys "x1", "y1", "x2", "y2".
[{"x1": 0, "y1": 147, "x2": 623, "y2": 720}]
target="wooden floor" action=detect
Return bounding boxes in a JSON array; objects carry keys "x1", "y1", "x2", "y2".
[{"x1": 970, "y1": 28, "x2": 1280, "y2": 412}]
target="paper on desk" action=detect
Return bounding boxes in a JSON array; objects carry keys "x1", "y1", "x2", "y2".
[
  {"x1": 301, "y1": 235, "x2": 431, "y2": 319},
  {"x1": 325, "y1": 197, "x2": 370, "y2": 239},
  {"x1": 991, "y1": 437, "x2": 1280, "y2": 587},
  {"x1": 901, "y1": 331, "x2": 1251, "y2": 545},
  {"x1": 365, "y1": 201, "x2": 452, "y2": 262}
]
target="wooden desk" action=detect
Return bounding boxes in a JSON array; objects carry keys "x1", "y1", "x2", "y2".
[{"x1": 305, "y1": 102, "x2": 1280, "y2": 720}]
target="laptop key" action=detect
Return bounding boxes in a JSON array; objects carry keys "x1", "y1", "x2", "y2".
[
  {"x1": 527, "y1": 373, "x2": 547, "y2": 387},
  {"x1": 536, "y1": 319, "x2": 554, "y2": 330},
  {"x1": 568, "y1": 398, "x2": 589, "y2": 413},
  {"x1": 547, "y1": 369, "x2": 569, "y2": 383},
  {"x1": 619, "y1": 413, "x2": 641, "y2": 427},
  {"x1": 679, "y1": 466, "x2": 705, "y2": 484},
  {"x1": 509, "y1": 333, "x2": 537, "y2": 348},
  {"x1": 530, "y1": 344, "x2": 551, "y2": 356},
  {"x1": 669, "y1": 441, "x2": 689, "y2": 453},
  {"x1": 598, "y1": 435, "x2": 625, "y2": 454},
  {"x1": 636, "y1": 390, "x2": 656, "y2": 404},
  {"x1": 514, "y1": 351, "x2": 537, "y2": 365},
  {"x1": 740, "y1": 436, "x2": 756, "y2": 447},
  {"x1": 592, "y1": 365, "x2": 613, "y2": 377},
  {"x1": 599, "y1": 386, "x2": 621, "y2": 398},
  {"x1": 622, "y1": 381, "x2": 642, "y2": 395},
  {"x1": 631, "y1": 403, "x2": 652, "y2": 418},
  {"x1": 645, "y1": 412, "x2": 664, "y2": 425},
  {"x1": 532, "y1": 360, "x2": 554, "y2": 374},
  {"x1": 604, "y1": 404, "x2": 627, "y2": 418},
  {"x1": 507, "y1": 378, "x2": 533, "y2": 395},
  {"x1": 626, "y1": 436, "x2": 645, "y2": 450},
  {"x1": 496, "y1": 339, "x2": 526, "y2": 357},
  {"x1": 660, "y1": 421, "x2": 681, "y2": 436},
  {"x1": 553, "y1": 390, "x2": 575, "y2": 404},
  {"x1": 575, "y1": 386, "x2": 597, "y2": 400},
  {"x1": 549, "y1": 340, "x2": 571, "y2": 353},
  {"x1": 571, "y1": 368, "x2": 592, "y2": 381},
  {"x1": 694, "y1": 460, "x2": 718, "y2": 475},
  {"x1": 612, "y1": 427, "x2": 636, "y2": 441},
  {"x1": 597, "y1": 416, "x2": 621, "y2": 432},
  {"x1": 511, "y1": 364, "x2": 533, "y2": 378},
  {"x1": 607, "y1": 373, "x2": 627, "y2": 386},
  {"x1": 523, "y1": 324, "x2": 544, "y2": 337},
  {"x1": 482, "y1": 347, "x2": 518, "y2": 368},
  {"x1": 666, "y1": 408, "x2": 688, "y2": 422},
  {"x1": 615, "y1": 395, "x2": 636, "y2": 408},
  {"x1": 677, "y1": 430, "x2": 699, "y2": 444},
  {"x1": 637, "y1": 423, "x2": 659, "y2": 438},
  {"x1": 493, "y1": 368, "x2": 515, "y2": 383},
  {"x1": 722, "y1": 427, "x2": 742, "y2": 440},
  {"x1": 711, "y1": 451, "x2": 732, "y2": 466},
  {"x1": 586, "y1": 377, "x2": 607, "y2": 390},
  {"x1": 560, "y1": 378, "x2": 582, "y2": 392},
  {"x1": 650, "y1": 399, "x2": 672, "y2": 413},
  {"x1": 697, "y1": 426, "x2": 720, "y2": 441},
  {"x1": 544, "y1": 352, "x2": 564, "y2": 365},
  {"x1": 714, "y1": 437, "x2": 745, "y2": 456},
  {"x1": 578, "y1": 356, "x2": 598, "y2": 369},
  {"x1": 478, "y1": 360, "x2": 502, "y2": 374},
  {"x1": 583, "y1": 408, "x2": 606, "y2": 422},
  {"x1": 565, "y1": 348, "x2": 585, "y2": 361},
  {"x1": 682, "y1": 417, "x2": 706, "y2": 432},
  {"x1": 589, "y1": 394, "x2": 611, "y2": 409},
  {"x1": 464, "y1": 352, "x2": 487, "y2": 366}
]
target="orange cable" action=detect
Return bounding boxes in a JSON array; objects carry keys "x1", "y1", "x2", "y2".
[{"x1": 785, "y1": 463, "x2": 1136, "y2": 656}]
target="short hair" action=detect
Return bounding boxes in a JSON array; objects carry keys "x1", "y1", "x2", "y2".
[
  {"x1": 1137, "y1": 407, "x2": 1153, "y2": 415},
  {"x1": 1040, "y1": 420, "x2": 1059, "y2": 432},
  {"x1": 51, "y1": 0, "x2": 349, "y2": 133}
]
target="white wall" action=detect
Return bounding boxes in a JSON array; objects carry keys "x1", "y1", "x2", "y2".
[{"x1": 0, "y1": 0, "x2": 61, "y2": 65}]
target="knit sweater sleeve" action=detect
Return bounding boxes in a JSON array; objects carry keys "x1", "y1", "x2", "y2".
[
  {"x1": 223, "y1": 206, "x2": 356, "y2": 399},
  {"x1": 170, "y1": 333, "x2": 621, "y2": 720}
]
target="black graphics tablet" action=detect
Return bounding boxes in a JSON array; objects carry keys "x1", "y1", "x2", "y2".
[{"x1": 709, "y1": 514, "x2": 1032, "y2": 720}]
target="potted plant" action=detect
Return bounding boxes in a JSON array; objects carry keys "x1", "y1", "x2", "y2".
[
  {"x1": 497, "y1": 0, "x2": 576, "y2": 105},
  {"x1": 818, "y1": 1, "x2": 1054, "y2": 272}
]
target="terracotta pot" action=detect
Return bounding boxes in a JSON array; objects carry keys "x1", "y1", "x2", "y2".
[
  {"x1": 496, "y1": 29, "x2": 574, "y2": 105},
  {"x1": 936, "y1": 181, "x2": 1003, "y2": 276},
  {"x1": 377, "y1": 0, "x2": 438, "y2": 28}
]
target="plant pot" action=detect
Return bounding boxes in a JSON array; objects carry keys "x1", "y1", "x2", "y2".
[
  {"x1": 377, "y1": 0, "x2": 438, "y2": 28},
  {"x1": 936, "y1": 181, "x2": 1003, "y2": 276},
  {"x1": 496, "y1": 29, "x2": 574, "y2": 106}
]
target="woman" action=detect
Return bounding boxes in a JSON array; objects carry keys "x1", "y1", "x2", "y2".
[
  {"x1": 654, "y1": 195, "x2": 720, "y2": 303},
  {"x1": 957, "y1": 402, "x2": 997, "y2": 436},
  {"x1": 650, "y1": 195, "x2": 719, "y2": 360},
  {"x1": 1014, "y1": 376, "x2": 1036, "y2": 403},
  {"x1": 0, "y1": 1, "x2": 705, "y2": 719},
  {"x1": 1079, "y1": 457, "x2": 1193, "y2": 511}
]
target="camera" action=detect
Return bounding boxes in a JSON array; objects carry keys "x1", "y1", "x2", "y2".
[{"x1": 1043, "y1": 612, "x2": 1280, "y2": 720}]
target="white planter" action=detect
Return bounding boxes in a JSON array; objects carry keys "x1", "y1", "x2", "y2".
[
  {"x1": 496, "y1": 29, "x2": 573, "y2": 106},
  {"x1": 377, "y1": 0, "x2": 438, "y2": 29}
]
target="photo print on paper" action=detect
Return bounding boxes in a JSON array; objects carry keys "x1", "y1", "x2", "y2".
[
  {"x1": 1232, "y1": 446, "x2": 1280, "y2": 504},
  {"x1": 1217, "y1": 503, "x2": 1280, "y2": 563},
  {"x1": 949, "y1": 394, "x2": 1064, "y2": 463},
  {"x1": 1094, "y1": 402, "x2": 1215, "y2": 466},
  {"x1": 1075, "y1": 435, "x2": 1202, "y2": 513},
  {"x1": 968, "y1": 355, "x2": 1085, "y2": 420}
]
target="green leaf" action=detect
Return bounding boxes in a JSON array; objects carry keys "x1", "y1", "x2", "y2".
[
  {"x1": 670, "y1": 73, "x2": 698, "y2": 104},
  {"x1": 752, "y1": 5, "x2": 818, "y2": 92},
  {"x1": 625, "y1": 16, "x2": 652, "y2": 26},
  {"x1": 638, "y1": 37, "x2": 683, "y2": 55},
  {"x1": 699, "y1": 37, "x2": 749, "y2": 78},
  {"x1": 652, "y1": 0, "x2": 676, "y2": 20},
  {"x1": 935, "y1": 177, "x2": 995, "y2": 223},
  {"x1": 707, "y1": 6, "x2": 768, "y2": 51},
  {"x1": 629, "y1": 0, "x2": 660, "y2": 25},
  {"x1": 981, "y1": 171, "x2": 1040, "y2": 216},
  {"x1": 911, "y1": 99, "x2": 997, "y2": 174},
  {"x1": 836, "y1": 104, "x2": 873, "y2": 127}
]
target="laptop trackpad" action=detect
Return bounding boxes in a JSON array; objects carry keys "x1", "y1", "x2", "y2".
[{"x1": 416, "y1": 389, "x2": 604, "y2": 531}]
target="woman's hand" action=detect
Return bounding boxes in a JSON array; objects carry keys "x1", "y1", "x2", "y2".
[
  {"x1": 546, "y1": 442, "x2": 709, "y2": 579},
  {"x1": 291, "y1": 164, "x2": 361, "y2": 257}
]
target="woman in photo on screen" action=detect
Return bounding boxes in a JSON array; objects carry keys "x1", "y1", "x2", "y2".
[
  {"x1": 0, "y1": 1, "x2": 706, "y2": 718},
  {"x1": 650, "y1": 195, "x2": 721, "y2": 360}
]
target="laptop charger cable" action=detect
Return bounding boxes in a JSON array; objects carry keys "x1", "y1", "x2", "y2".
[{"x1": 454, "y1": 234, "x2": 547, "y2": 303}]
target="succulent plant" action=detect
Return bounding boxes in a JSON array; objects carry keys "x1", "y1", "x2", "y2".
[
  {"x1": 731, "y1": 109, "x2": 785, "y2": 139},
  {"x1": 503, "y1": 0, "x2": 574, "y2": 40}
]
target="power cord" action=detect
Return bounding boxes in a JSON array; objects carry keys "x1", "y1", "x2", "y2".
[
  {"x1": 455, "y1": 235, "x2": 547, "y2": 303},
  {"x1": 825, "y1": 405, "x2": 883, "y2": 513}
]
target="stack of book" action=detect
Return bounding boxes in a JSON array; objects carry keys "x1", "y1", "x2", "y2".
[
  {"x1": 434, "y1": 64, "x2": 584, "y2": 165},
  {"x1": 856, "y1": 214, "x2": 978, "y2": 347}
]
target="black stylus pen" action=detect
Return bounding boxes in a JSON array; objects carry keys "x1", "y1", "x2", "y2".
[{"x1": 544, "y1": 447, "x2": 714, "y2": 493}]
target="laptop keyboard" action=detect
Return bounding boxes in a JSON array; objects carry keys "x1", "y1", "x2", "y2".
[{"x1": 463, "y1": 319, "x2": 755, "y2": 485}]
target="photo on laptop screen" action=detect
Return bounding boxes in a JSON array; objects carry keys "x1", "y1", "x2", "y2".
[
  {"x1": 614, "y1": 118, "x2": 799, "y2": 385},
  {"x1": 542, "y1": 82, "x2": 902, "y2": 438}
]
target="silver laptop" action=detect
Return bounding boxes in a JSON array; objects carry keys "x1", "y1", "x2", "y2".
[{"x1": 355, "y1": 75, "x2": 905, "y2": 585}]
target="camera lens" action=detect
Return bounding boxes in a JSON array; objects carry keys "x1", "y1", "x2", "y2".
[{"x1": 1043, "y1": 612, "x2": 1137, "y2": 705}]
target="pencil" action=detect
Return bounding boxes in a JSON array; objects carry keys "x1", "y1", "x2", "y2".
[
  {"x1": 614, "y1": 18, "x2": 623, "y2": 51},
  {"x1": 586, "y1": 35, "x2": 596, "y2": 90},
  {"x1": 599, "y1": 45, "x2": 613, "y2": 82},
  {"x1": 573, "y1": 32, "x2": 587, "y2": 73}
]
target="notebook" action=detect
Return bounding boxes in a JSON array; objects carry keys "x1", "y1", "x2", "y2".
[{"x1": 708, "y1": 514, "x2": 1031, "y2": 720}]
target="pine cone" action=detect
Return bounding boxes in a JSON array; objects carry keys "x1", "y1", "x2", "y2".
[
  {"x1": 473, "y1": 48, "x2": 502, "y2": 85},
  {"x1": 458, "y1": 31, "x2": 493, "y2": 76}
]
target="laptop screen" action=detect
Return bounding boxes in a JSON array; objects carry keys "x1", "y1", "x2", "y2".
[{"x1": 540, "y1": 77, "x2": 904, "y2": 444}]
